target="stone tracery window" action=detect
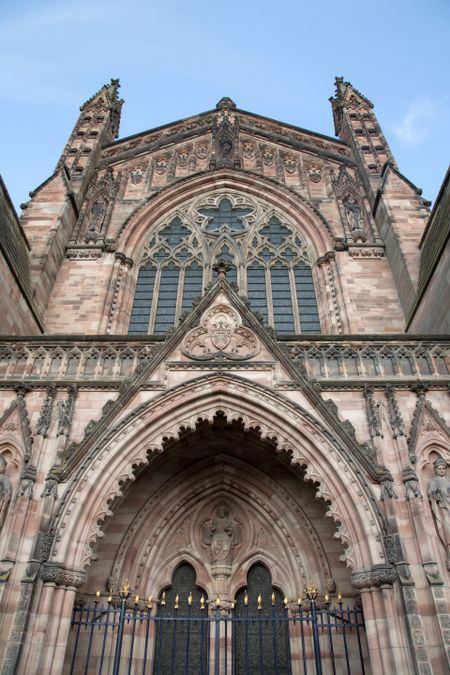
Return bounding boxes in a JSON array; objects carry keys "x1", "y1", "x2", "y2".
[{"x1": 128, "y1": 193, "x2": 321, "y2": 335}]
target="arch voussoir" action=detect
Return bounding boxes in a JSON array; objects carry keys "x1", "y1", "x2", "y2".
[{"x1": 49, "y1": 374, "x2": 386, "y2": 574}]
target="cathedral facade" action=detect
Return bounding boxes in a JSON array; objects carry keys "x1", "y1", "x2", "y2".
[{"x1": 0, "y1": 78, "x2": 449, "y2": 674}]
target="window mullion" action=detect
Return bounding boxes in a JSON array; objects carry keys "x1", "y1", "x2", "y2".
[
  {"x1": 265, "y1": 266, "x2": 274, "y2": 328},
  {"x1": 148, "y1": 267, "x2": 162, "y2": 333},
  {"x1": 289, "y1": 266, "x2": 301, "y2": 334},
  {"x1": 176, "y1": 267, "x2": 185, "y2": 325}
]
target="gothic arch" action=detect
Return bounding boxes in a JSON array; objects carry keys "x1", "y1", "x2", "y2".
[
  {"x1": 48, "y1": 373, "x2": 386, "y2": 578},
  {"x1": 116, "y1": 169, "x2": 336, "y2": 260},
  {"x1": 101, "y1": 454, "x2": 336, "y2": 601}
]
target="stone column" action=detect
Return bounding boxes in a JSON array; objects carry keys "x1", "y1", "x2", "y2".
[
  {"x1": 352, "y1": 564, "x2": 415, "y2": 674},
  {"x1": 17, "y1": 564, "x2": 85, "y2": 675}
]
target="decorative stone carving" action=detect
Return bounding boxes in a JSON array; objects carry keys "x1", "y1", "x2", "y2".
[
  {"x1": 36, "y1": 385, "x2": 56, "y2": 437},
  {"x1": 56, "y1": 385, "x2": 77, "y2": 437},
  {"x1": 195, "y1": 142, "x2": 209, "y2": 160},
  {"x1": 203, "y1": 504, "x2": 241, "y2": 574},
  {"x1": 242, "y1": 141, "x2": 255, "y2": 159},
  {"x1": 385, "y1": 385, "x2": 405, "y2": 437},
  {"x1": 22, "y1": 559, "x2": 41, "y2": 583},
  {"x1": 282, "y1": 154, "x2": 297, "y2": 174},
  {"x1": 423, "y1": 561, "x2": 444, "y2": 586},
  {"x1": 176, "y1": 147, "x2": 190, "y2": 167},
  {"x1": 364, "y1": 385, "x2": 383, "y2": 438},
  {"x1": 85, "y1": 199, "x2": 106, "y2": 241},
  {"x1": 402, "y1": 466, "x2": 422, "y2": 500},
  {"x1": 348, "y1": 246, "x2": 384, "y2": 258},
  {"x1": 0, "y1": 559, "x2": 14, "y2": 582},
  {"x1": 351, "y1": 564, "x2": 397, "y2": 589},
  {"x1": 130, "y1": 166, "x2": 145, "y2": 184},
  {"x1": 39, "y1": 532, "x2": 54, "y2": 562},
  {"x1": 427, "y1": 457, "x2": 450, "y2": 569},
  {"x1": 0, "y1": 455, "x2": 11, "y2": 529},
  {"x1": 307, "y1": 165, "x2": 322, "y2": 183},
  {"x1": 210, "y1": 112, "x2": 240, "y2": 169},
  {"x1": 17, "y1": 464, "x2": 37, "y2": 498},
  {"x1": 396, "y1": 561, "x2": 415, "y2": 586},
  {"x1": 40, "y1": 563, "x2": 86, "y2": 588},
  {"x1": 261, "y1": 146, "x2": 274, "y2": 166},
  {"x1": 182, "y1": 304, "x2": 260, "y2": 361},
  {"x1": 154, "y1": 154, "x2": 170, "y2": 174},
  {"x1": 344, "y1": 195, "x2": 366, "y2": 241},
  {"x1": 380, "y1": 478, "x2": 398, "y2": 500},
  {"x1": 41, "y1": 468, "x2": 62, "y2": 499},
  {"x1": 383, "y1": 534, "x2": 399, "y2": 564}
]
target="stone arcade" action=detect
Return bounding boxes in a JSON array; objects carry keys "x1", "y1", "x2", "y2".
[{"x1": 0, "y1": 78, "x2": 449, "y2": 674}]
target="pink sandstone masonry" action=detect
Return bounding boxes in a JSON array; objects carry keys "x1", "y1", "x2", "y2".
[{"x1": 0, "y1": 79, "x2": 449, "y2": 675}]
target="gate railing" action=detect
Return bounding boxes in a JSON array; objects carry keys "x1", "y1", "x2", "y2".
[{"x1": 67, "y1": 584, "x2": 368, "y2": 675}]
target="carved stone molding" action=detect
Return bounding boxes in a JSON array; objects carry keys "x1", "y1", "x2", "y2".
[
  {"x1": 351, "y1": 564, "x2": 397, "y2": 589},
  {"x1": 40, "y1": 563, "x2": 86, "y2": 588},
  {"x1": 66, "y1": 246, "x2": 103, "y2": 260},
  {"x1": 35, "y1": 385, "x2": 57, "y2": 437},
  {"x1": 385, "y1": 384, "x2": 405, "y2": 437},
  {"x1": 364, "y1": 384, "x2": 382, "y2": 438},
  {"x1": 348, "y1": 246, "x2": 384, "y2": 258}
]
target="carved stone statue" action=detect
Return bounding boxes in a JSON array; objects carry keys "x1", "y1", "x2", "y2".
[
  {"x1": 0, "y1": 456, "x2": 11, "y2": 529},
  {"x1": 203, "y1": 504, "x2": 241, "y2": 570},
  {"x1": 210, "y1": 505, "x2": 234, "y2": 564},
  {"x1": 428, "y1": 456, "x2": 450, "y2": 569},
  {"x1": 344, "y1": 196, "x2": 363, "y2": 231}
]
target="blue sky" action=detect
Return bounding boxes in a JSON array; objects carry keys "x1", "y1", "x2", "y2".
[{"x1": 0, "y1": 0, "x2": 449, "y2": 210}]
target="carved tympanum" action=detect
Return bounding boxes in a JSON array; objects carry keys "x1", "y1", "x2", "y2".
[
  {"x1": 182, "y1": 304, "x2": 260, "y2": 360},
  {"x1": 428, "y1": 456, "x2": 450, "y2": 569}
]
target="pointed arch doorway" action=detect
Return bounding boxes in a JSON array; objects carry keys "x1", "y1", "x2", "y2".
[{"x1": 65, "y1": 414, "x2": 370, "y2": 674}]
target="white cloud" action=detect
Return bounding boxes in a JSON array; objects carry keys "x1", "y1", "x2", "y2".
[{"x1": 393, "y1": 100, "x2": 436, "y2": 145}]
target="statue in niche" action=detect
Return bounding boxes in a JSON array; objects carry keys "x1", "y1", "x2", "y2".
[
  {"x1": 203, "y1": 504, "x2": 241, "y2": 567},
  {"x1": 344, "y1": 196, "x2": 364, "y2": 232},
  {"x1": 428, "y1": 456, "x2": 450, "y2": 569},
  {"x1": 85, "y1": 199, "x2": 107, "y2": 242},
  {"x1": 0, "y1": 456, "x2": 11, "y2": 529},
  {"x1": 219, "y1": 136, "x2": 233, "y2": 160}
]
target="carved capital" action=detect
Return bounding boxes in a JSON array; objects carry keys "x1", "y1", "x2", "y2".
[
  {"x1": 351, "y1": 564, "x2": 397, "y2": 589},
  {"x1": 40, "y1": 563, "x2": 86, "y2": 588}
]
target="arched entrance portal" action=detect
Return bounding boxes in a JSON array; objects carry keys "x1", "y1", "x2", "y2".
[{"x1": 65, "y1": 415, "x2": 371, "y2": 673}]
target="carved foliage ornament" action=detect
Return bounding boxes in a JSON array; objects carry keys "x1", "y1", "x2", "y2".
[
  {"x1": 40, "y1": 563, "x2": 86, "y2": 588},
  {"x1": 182, "y1": 304, "x2": 260, "y2": 361}
]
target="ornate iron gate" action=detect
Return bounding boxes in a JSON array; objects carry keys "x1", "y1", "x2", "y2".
[{"x1": 66, "y1": 586, "x2": 369, "y2": 675}]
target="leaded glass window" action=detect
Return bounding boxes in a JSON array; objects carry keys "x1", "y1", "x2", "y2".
[
  {"x1": 128, "y1": 215, "x2": 202, "y2": 335},
  {"x1": 233, "y1": 564, "x2": 291, "y2": 675},
  {"x1": 247, "y1": 215, "x2": 321, "y2": 335},
  {"x1": 128, "y1": 192, "x2": 321, "y2": 336}
]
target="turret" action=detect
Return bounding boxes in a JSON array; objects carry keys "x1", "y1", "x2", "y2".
[
  {"x1": 330, "y1": 77, "x2": 397, "y2": 206},
  {"x1": 19, "y1": 80, "x2": 123, "y2": 316},
  {"x1": 330, "y1": 77, "x2": 430, "y2": 321}
]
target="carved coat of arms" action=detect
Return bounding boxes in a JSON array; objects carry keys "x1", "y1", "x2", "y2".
[{"x1": 182, "y1": 304, "x2": 260, "y2": 360}]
